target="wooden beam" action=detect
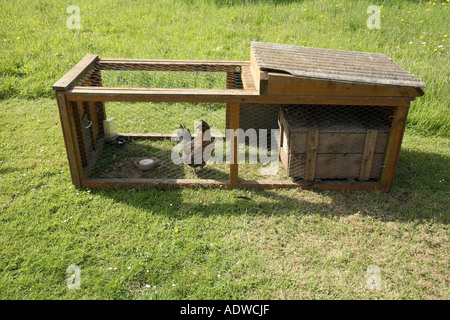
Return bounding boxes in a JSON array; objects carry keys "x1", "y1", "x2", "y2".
[
  {"x1": 65, "y1": 87, "x2": 412, "y2": 106},
  {"x1": 53, "y1": 54, "x2": 98, "y2": 90},
  {"x1": 117, "y1": 133, "x2": 224, "y2": 140},
  {"x1": 267, "y1": 73, "x2": 424, "y2": 97},
  {"x1": 81, "y1": 178, "x2": 384, "y2": 191}
]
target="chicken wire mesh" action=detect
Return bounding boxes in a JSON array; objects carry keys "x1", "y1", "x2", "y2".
[
  {"x1": 74, "y1": 60, "x2": 244, "y2": 89},
  {"x1": 67, "y1": 98, "x2": 395, "y2": 186},
  {"x1": 65, "y1": 60, "x2": 397, "y2": 187}
]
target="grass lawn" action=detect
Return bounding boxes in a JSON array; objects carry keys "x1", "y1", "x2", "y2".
[{"x1": 0, "y1": 0, "x2": 449, "y2": 299}]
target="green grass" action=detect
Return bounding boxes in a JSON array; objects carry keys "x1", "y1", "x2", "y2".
[
  {"x1": 0, "y1": 0, "x2": 449, "y2": 300},
  {"x1": 0, "y1": 0, "x2": 449, "y2": 135},
  {"x1": 0, "y1": 98, "x2": 448, "y2": 299}
]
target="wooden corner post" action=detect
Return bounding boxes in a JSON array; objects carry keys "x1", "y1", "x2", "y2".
[
  {"x1": 380, "y1": 104, "x2": 410, "y2": 192},
  {"x1": 229, "y1": 103, "x2": 240, "y2": 185}
]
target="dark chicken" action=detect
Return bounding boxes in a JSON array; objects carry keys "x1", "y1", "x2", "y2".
[{"x1": 177, "y1": 120, "x2": 213, "y2": 175}]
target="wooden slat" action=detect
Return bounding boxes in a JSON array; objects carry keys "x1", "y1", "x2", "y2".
[
  {"x1": 117, "y1": 133, "x2": 224, "y2": 140},
  {"x1": 241, "y1": 65, "x2": 257, "y2": 91},
  {"x1": 56, "y1": 93, "x2": 82, "y2": 188},
  {"x1": 267, "y1": 73, "x2": 423, "y2": 97},
  {"x1": 304, "y1": 129, "x2": 319, "y2": 181},
  {"x1": 289, "y1": 153, "x2": 385, "y2": 179},
  {"x1": 82, "y1": 178, "x2": 384, "y2": 191},
  {"x1": 250, "y1": 46, "x2": 269, "y2": 95},
  {"x1": 289, "y1": 132, "x2": 389, "y2": 154},
  {"x1": 65, "y1": 87, "x2": 412, "y2": 106},
  {"x1": 83, "y1": 178, "x2": 229, "y2": 189},
  {"x1": 359, "y1": 129, "x2": 378, "y2": 181},
  {"x1": 53, "y1": 54, "x2": 98, "y2": 90}
]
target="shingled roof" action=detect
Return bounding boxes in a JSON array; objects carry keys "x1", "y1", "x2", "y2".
[{"x1": 251, "y1": 42, "x2": 425, "y2": 88}]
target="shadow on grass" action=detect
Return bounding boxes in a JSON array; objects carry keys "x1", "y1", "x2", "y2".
[{"x1": 92, "y1": 148, "x2": 449, "y2": 224}]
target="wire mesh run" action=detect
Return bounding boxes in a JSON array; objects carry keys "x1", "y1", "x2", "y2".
[
  {"x1": 71, "y1": 101, "x2": 231, "y2": 181},
  {"x1": 66, "y1": 96, "x2": 397, "y2": 187},
  {"x1": 73, "y1": 60, "x2": 245, "y2": 90}
]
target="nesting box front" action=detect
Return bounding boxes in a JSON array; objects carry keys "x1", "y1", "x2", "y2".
[{"x1": 279, "y1": 105, "x2": 392, "y2": 181}]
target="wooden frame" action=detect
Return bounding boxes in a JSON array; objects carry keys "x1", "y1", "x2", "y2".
[{"x1": 54, "y1": 52, "x2": 423, "y2": 192}]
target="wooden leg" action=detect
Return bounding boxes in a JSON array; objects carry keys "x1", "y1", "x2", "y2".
[
  {"x1": 229, "y1": 103, "x2": 240, "y2": 185},
  {"x1": 380, "y1": 104, "x2": 410, "y2": 192},
  {"x1": 56, "y1": 93, "x2": 82, "y2": 188}
]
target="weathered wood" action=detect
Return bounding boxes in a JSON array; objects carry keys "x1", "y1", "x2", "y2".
[
  {"x1": 241, "y1": 65, "x2": 257, "y2": 91},
  {"x1": 304, "y1": 129, "x2": 319, "y2": 181},
  {"x1": 53, "y1": 54, "x2": 98, "y2": 90},
  {"x1": 56, "y1": 93, "x2": 82, "y2": 188},
  {"x1": 250, "y1": 47, "x2": 269, "y2": 95},
  {"x1": 279, "y1": 145, "x2": 289, "y2": 176},
  {"x1": 289, "y1": 132, "x2": 389, "y2": 154},
  {"x1": 66, "y1": 100, "x2": 85, "y2": 186},
  {"x1": 359, "y1": 129, "x2": 378, "y2": 181},
  {"x1": 266, "y1": 73, "x2": 423, "y2": 97},
  {"x1": 82, "y1": 177, "x2": 384, "y2": 191},
  {"x1": 83, "y1": 178, "x2": 229, "y2": 189},
  {"x1": 380, "y1": 105, "x2": 410, "y2": 191},
  {"x1": 289, "y1": 153, "x2": 385, "y2": 179},
  {"x1": 251, "y1": 42, "x2": 426, "y2": 88},
  {"x1": 65, "y1": 87, "x2": 412, "y2": 106}
]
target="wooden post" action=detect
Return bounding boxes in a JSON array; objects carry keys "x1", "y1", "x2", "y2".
[
  {"x1": 380, "y1": 104, "x2": 410, "y2": 191},
  {"x1": 229, "y1": 103, "x2": 240, "y2": 184},
  {"x1": 56, "y1": 93, "x2": 82, "y2": 188}
]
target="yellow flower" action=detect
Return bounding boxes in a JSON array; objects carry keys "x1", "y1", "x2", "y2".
[
  {"x1": 420, "y1": 36, "x2": 424, "y2": 39},
  {"x1": 444, "y1": 35, "x2": 448, "y2": 37},
  {"x1": 174, "y1": 228, "x2": 179, "y2": 233},
  {"x1": 16, "y1": 36, "x2": 20, "y2": 40}
]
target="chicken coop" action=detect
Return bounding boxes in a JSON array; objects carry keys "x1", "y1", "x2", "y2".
[{"x1": 53, "y1": 42, "x2": 425, "y2": 191}]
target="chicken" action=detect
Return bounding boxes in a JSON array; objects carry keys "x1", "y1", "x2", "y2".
[{"x1": 177, "y1": 120, "x2": 213, "y2": 175}]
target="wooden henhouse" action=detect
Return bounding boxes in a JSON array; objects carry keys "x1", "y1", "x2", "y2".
[{"x1": 53, "y1": 42, "x2": 425, "y2": 191}]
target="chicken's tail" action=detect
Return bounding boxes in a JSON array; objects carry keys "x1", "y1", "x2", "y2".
[{"x1": 177, "y1": 124, "x2": 191, "y2": 142}]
